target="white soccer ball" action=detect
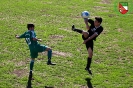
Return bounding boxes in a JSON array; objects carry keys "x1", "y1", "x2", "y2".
[{"x1": 81, "y1": 11, "x2": 90, "y2": 18}]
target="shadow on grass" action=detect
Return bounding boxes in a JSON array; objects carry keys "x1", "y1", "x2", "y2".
[
  {"x1": 85, "y1": 78, "x2": 93, "y2": 88},
  {"x1": 44, "y1": 86, "x2": 54, "y2": 88},
  {"x1": 26, "y1": 71, "x2": 54, "y2": 88},
  {"x1": 26, "y1": 71, "x2": 32, "y2": 88}
]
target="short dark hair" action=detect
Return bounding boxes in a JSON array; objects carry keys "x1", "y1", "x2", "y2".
[
  {"x1": 95, "y1": 17, "x2": 102, "y2": 23},
  {"x1": 27, "y1": 24, "x2": 34, "y2": 29}
]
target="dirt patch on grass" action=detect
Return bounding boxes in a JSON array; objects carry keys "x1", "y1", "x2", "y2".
[
  {"x1": 101, "y1": 0, "x2": 111, "y2": 4},
  {"x1": 93, "y1": 6, "x2": 109, "y2": 12},
  {"x1": 9, "y1": 59, "x2": 29, "y2": 67},
  {"x1": 53, "y1": 51, "x2": 72, "y2": 57},
  {"x1": 13, "y1": 69, "x2": 28, "y2": 77},
  {"x1": 15, "y1": 60, "x2": 27, "y2": 67},
  {"x1": 117, "y1": 28, "x2": 123, "y2": 32},
  {"x1": 59, "y1": 28, "x2": 72, "y2": 32},
  {"x1": 108, "y1": 14, "x2": 114, "y2": 17},
  {"x1": 77, "y1": 48, "x2": 82, "y2": 52},
  {"x1": 49, "y1": 35, "x2": 64, "y2": 39},
  {"x1": 93, "y1": 6, "x2": 105, "y2": 9},
  {"x1": 47, "y1": 35, "x2": 64, "y2": 45},
  {"x1": 80, "y1": 86, "x2": 88, "y2": 88},
  {"x1": 73, "y1": 84, "x2": 88, "y2": 88},
  {"x1": 42, "y1": 51, "x2": 72, "y2": 57},
  {"x1": 94, "y1": 0, "x2": 111, "y2": 4}
]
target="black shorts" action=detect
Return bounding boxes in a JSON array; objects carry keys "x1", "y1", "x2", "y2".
[
  {"x1": 86, "y1": 40, "x2": 93, "y2": 51},
  {"x1": 82, "y1": 35, "x2": 94, "y2": 51}
]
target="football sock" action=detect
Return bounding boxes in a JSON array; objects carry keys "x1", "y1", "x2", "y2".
[
  {"x1": 74, "y1": 28, "x2": 83, "y2": 33},
  {"x1": 86, "y1": 57, "x2": 92, "y2": 69},
  {"x1": 48, "y1": 49, "x2": 52, "y2": 62},
  {"x1": 30, "y1": 60, "x2": 34, "y2": 71}
]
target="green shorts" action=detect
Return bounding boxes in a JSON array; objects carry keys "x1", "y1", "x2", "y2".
[{"x1": 29, "y1": 44, "x2": 48, "y2": 58}]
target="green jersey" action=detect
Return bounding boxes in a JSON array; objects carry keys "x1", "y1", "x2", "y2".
[
  {"x1": 19, "y1": 30, "x2": 39, "y2": 49},
  {"x1": 19, "y1": 30, "x2": 48, "y2": 58}
]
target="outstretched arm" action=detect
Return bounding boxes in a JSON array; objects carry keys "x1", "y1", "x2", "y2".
[
  {"x1": 84, "y1": 18, "x2": 94, "y2": 30},
  {"x1": 15, "y1": 32, "x2": 26, "y2": 39},
  {"x1": 84, "y1": 18, "x2": 90, "y2": 30}
]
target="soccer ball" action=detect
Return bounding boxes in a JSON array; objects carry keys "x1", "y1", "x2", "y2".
[{"x1": 81, "y1": 11, "x2": 90, "y2": 18}]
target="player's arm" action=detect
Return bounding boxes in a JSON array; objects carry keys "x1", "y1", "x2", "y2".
[
  {"x1": 15, "y1": 35, "x2": 20, "y2": 39},
  {"x1": 83, "y1": 33, "x2": 97, "y2": 44},
  {"x1": 87, "y1": 33, "x2": 98, "y2": 41},
  {"x1": 84, "y1": 18, "x2": 90, "y2": 30},
  {"x1": 84, "y1": 18, "x2": 94, "y2": 30},
  {"x1": 15, "y1": 33, "x2": 25, "y2": 39},
  {"x1": 83, "y1": 28, "x2": 103, "y2": 44}
]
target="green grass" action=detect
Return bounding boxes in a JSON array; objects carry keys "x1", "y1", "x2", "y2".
[{"x1": 0, "y1": 0, "x2": 133, "y2": 88}]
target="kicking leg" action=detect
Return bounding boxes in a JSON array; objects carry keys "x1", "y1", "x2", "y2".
[
  {"x1": 72, "y1": 25, "x2": 89, "y2": 39},
  {"x1": 45, "y1": 47, "x2": 56, "y2": 65},
  {"x1": 72, "y1": 25, "x2": 83, "y2": 33}
]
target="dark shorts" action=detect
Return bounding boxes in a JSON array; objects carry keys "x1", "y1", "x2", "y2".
[
  {"x1": 85, "y1": 40, "x2": 93, "y2": 51},
  {"x1": 29, "y1": 44, "x2": 48, "y2": 58},
  {"x1": 82, "y1": 35, "x2": 94, "y2": 51}
]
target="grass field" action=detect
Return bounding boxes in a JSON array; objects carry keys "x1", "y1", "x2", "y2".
[{"x1": 0, "y1": 0, "x2": 133, "y2": 88}]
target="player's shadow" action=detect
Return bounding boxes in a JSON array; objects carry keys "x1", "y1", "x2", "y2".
[
  {"x1": 26, "y1": 71, "x2": 54, "y2": 88},
  {"x1": 85, "y1": 78, "x2": 93, "y2": 88},
  {"x1": 26, "y1": 72, "x2": 32, "y2": 88}
]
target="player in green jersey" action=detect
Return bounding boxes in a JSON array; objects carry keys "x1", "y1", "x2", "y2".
[{"x1": 15, "y1": 24, "x2": 56, "y2": 75}]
